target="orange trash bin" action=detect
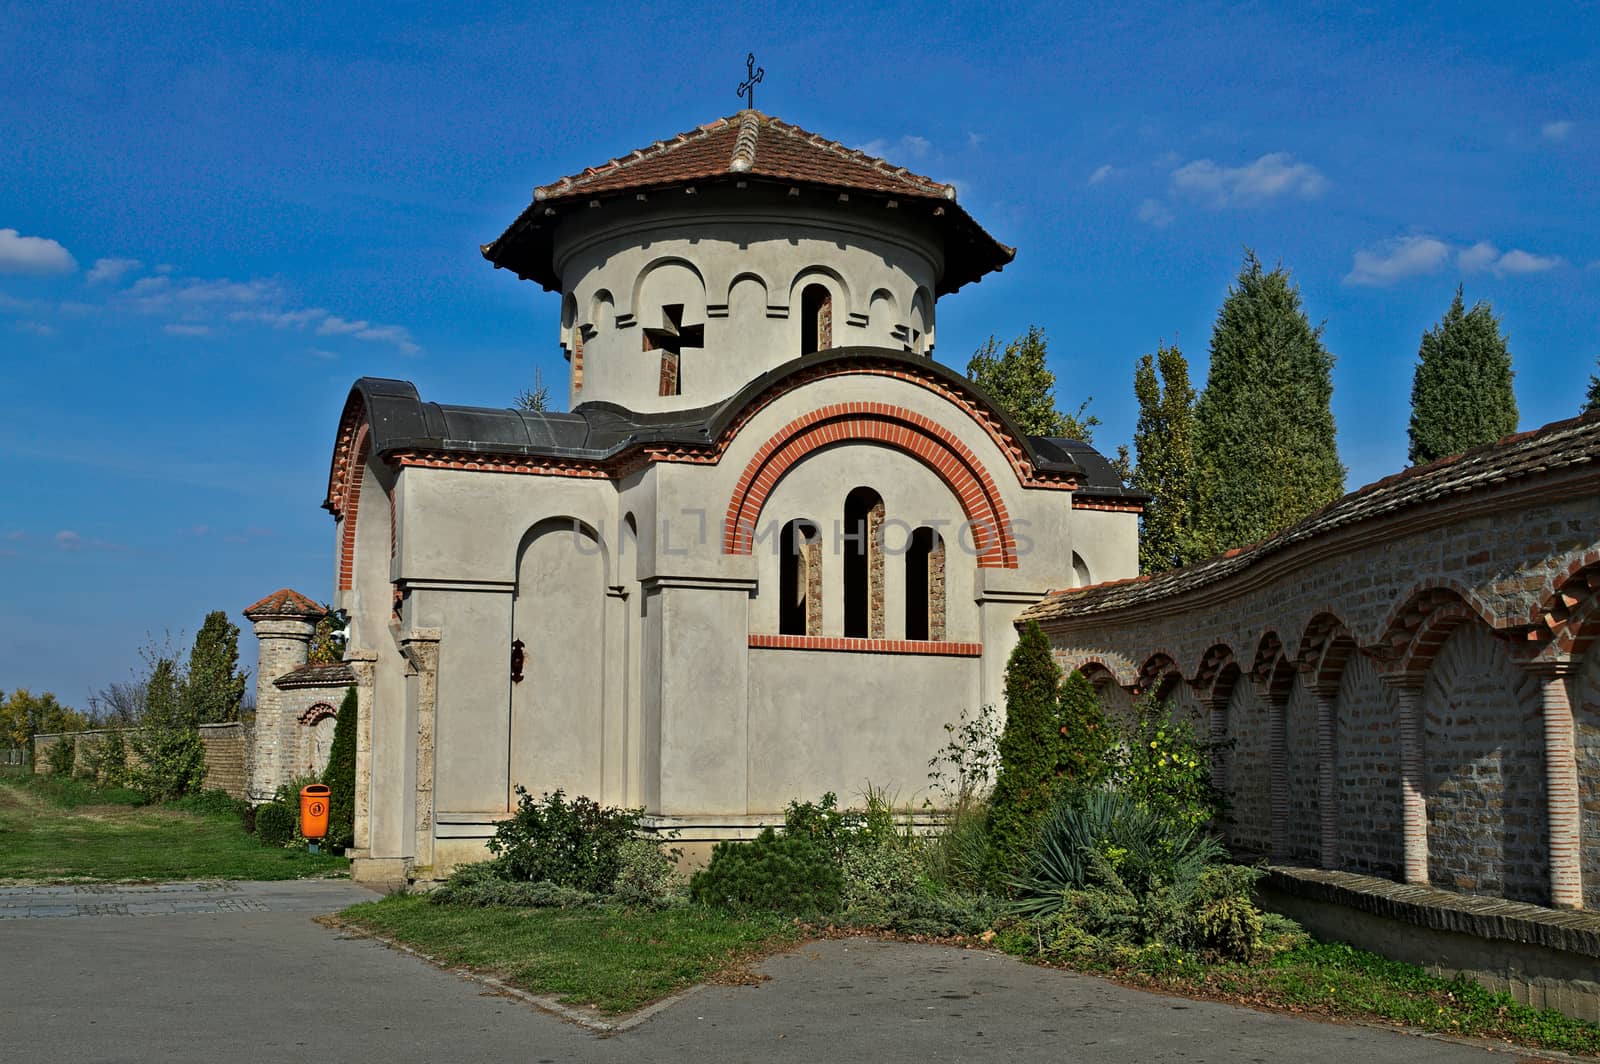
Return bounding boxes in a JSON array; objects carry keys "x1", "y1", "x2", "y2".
[{"x1": 300, "y1": 784, "x2": 332, "y2": 841}]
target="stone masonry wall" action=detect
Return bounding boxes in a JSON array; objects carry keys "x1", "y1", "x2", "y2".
[
  {"x1": 1336, "y1": 654, "x2": 1402, "y2": 877},
  {"x1": 1026, "y1": 428, "x2": 1600, "y2": 909},
  {"x1": 1579, "y1": 650, "x2": 1600, "y2": 910}
]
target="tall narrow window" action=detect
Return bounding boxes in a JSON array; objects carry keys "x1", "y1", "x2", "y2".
[
  {"x1": 778, "y1": 519, "x2": 821, "y2": 635},
  {"x1": 800, "y1": 283, "x2": 832, "y2": 356},
  {"x1": 843, "y1": 487, "x2": 885, "y2": 639},
  {"x1": 905, "y1": 527, "x2": 945, "y2": 641}
]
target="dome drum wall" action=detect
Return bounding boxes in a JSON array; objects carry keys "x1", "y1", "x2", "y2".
[{"x1": 551, "y1": 186, "x2": 943, "y2": 412}]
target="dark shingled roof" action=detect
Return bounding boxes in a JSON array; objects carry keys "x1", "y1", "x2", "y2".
[
  {"x1": 481, "y1": 111, "x2": 1014, "y2": 295},
  {"x1": 342, "y1": 348, "x2": 1109, "y2": 485},
  {"x1": 1021, "y1": 410, "x2": 1600, "y2": 624},
  {"x1": 274, "y1": 662, "x2": 356, "y2": 690},
  {"x1": 1033, "y1": 437, "x2": 1146, "y2": 499}
]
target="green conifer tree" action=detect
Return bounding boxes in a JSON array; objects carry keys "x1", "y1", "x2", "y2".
[
  {"x1": 130, "y1": 658, "x2": 207, "y2": 801},
  {"x1": 1192, "y1": 251, "x2": 1344, "y2": 554},
  {"x1": 1407, "y1": 286, "x2": 1519, "y2": 465},
  {"x1": 182, "y1": 611, "x2": 249, "y2": 724},
  {"x1": 966, "y1": 326, "x2": 1099, "y2": 441},
  {"x1": 1052, "y1": 669, "x2": 1112, "y2": 791},
  {"x1": 985, "y1": 621, "x2": 1065, "y2": 877},
  {"x1": 321, "y1": 686, "x2": 358, "y2": 850},
  {"x1": 1585, "y1": 357, "x2": 1600, "y2": 414},
  {"x1": 1131, "y1": 343, "x2": 1199, "y2": 573}
]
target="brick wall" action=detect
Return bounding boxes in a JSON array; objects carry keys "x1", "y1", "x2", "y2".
[
  {"x1": 1336, "y1": 654, "x2": 1402, "y2": 877},
  {"x1": 32, "y1": 722, "x2": 253, "y2": 799},
  {"x1": 1285, "y1": 679, "x2": 1321, "y2": 865},
  {"x1": 1228, "y1": 681, "x2": 1271, "y2": 857}
]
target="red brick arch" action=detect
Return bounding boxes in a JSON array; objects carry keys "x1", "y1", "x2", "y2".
[
  {"x1": 337, "y1": 424, "x2": 371, "y2": 592},
  {"x1": 722, "y1": 402, "x2": 1017, "y2": 567}
]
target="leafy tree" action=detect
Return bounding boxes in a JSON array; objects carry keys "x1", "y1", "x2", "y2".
[
  {"x1": 514, "y1": 367, "x2": 552, "y2": 413},
  {"x1": 181, "y1": 611, "x2": 249, "y2": 725},
  {"x1": 1054, "y1": 669, "x2": 1113, "y2": 792},
  {"x1": 1586, "y1": 357, "x2": 1600, "y2": 414},
  {"x1": 129, "y1": 658, "x2": 207, "y2": 801},
  {"x1": 966, "y1": 326, "x2": 1099, "y2": 441},
  {"x1": 321, "y1": 686, "x2": 358, "y2": 850},
  {"x1": 986, "y1": 621, "x2": 1066, "y2": 877},
  {"x1": 1, "y1": 689, "x2": 89, "y2": 762},
  {"x1": 307, "y1": 610, "x2": 344, "y2": 666},
  {"x1": 1192, "y1": 251, "x2": 1344, "y2": 555},
  {"x1": 1131, "y1": 343, "x2": 1200, "y2": 573},
  {"x1": 1407, "y1": 287, "x2": 1519, "y2": 465}
]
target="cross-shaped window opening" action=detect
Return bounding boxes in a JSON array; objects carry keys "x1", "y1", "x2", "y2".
[{"x1": 643, "y1": 304, "x2": 704, "y2": 397}]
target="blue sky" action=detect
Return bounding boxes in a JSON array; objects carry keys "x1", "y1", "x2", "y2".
[{"x1": 2, "y1": 1, "x2": 1595, "y2": 708}]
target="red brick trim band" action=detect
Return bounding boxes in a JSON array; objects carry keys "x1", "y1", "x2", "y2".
[
  {"x1": 337, "y1": 425, "x2": 371, "y2": 592},
  {"x1": 1072, "y1": 496, "x2": 1144, "y2": 513},
  {"x1": 723, "y1": 402, "x2": 1018, "y2": 568},
  {"x1": 749, "y1": 634, "x2": 982, "y2": 657}
]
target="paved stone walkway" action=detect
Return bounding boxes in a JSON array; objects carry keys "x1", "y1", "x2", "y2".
[{"x1": 0, "y1": 879, "x2": 1537, "y2": 1063}]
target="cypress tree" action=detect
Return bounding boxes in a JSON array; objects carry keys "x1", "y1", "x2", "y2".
[
  {"x1": 1407, "y1": 287, "x2": 1519, "y2": 465},
  {"x1": 1052, "y1": 669, "x2": 1112, "y2": 791},
  {"x1": 321, "y1": 686, "x2": 358, "y2": 850},
  {"x1": 1192, "y1": 251, "x2": 1344, "y2": 555},
  {"x1": 182, "y1": 611, "x2": 249, "y2": 724},
  {"x1": 1131, "y1": 343, "x2": 1199, "y2": 573},
  {"x1": 986, "y1": 621, "x2": 1065, "y2": 876}
]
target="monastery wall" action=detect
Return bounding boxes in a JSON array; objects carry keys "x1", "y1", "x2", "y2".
[{"x1": 1023, "y1": 413, "x2": 1600, "y2": 910}]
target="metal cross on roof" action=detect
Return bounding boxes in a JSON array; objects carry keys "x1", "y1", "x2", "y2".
[{"x1": 738, "y1": 52, "x2": 764, "y2": 110}]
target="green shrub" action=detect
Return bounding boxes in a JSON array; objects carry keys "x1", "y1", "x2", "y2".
[
  {"x1": 781, "y1": 790, "x2": 898, "y2": 860},
  {"x1": 79, "y1": 731, "x2": 129, "y2": 787},
  {"x1": 690, "y1": 827, "x2": 842, "y2": 915},
  {"x1": 487, "y1": 787, "x2": 644, "y2": 893},
  {"x1": 321, "y1": 686, "x2": 357, "y2": 850},
  {"x1": 927, "y1": 702, "x2": 1001, "y2": 805},
  {"x1": 255, "y1": 801, "x2": 296, "y2": 847},
  {"x1": 169, "y1": 788, "x2": 247, "y2": 820},
  {"x1": 431, "y1": 862, "x2": 604, "y2": 908},
  {"x1": 45, "y1": 735, "x2": 76, "y2": 777},
  {"x1": 1115, "y1": 695, "x2": 1219, "y2": 833},
  {"x1": 841, "y1": 839, "x2": 928, "y2": 911},
  {"x1": 610, "y1": 837, "x2": 687, "y2": 908},
  {"x1": 129, "y1": 659, "x2": 207, "y2": 802},
  {"x1": 923, "y1": 795, "x2": 992, "y2": 893}
]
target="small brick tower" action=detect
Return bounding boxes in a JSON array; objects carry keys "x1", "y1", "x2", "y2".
[{"x1": 243, "y1": 589, "x2": 323, "y2": 801}]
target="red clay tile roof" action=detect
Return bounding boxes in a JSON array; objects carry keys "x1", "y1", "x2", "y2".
[
  {"x1": 243, "y1": 588, "x2": 324, "y2": 619},
  {"x1": 482, "y1": 110, "x2": 1013, "y2": 295},
  {"x1": 1021, "y1": 410, "x2": 1600, "y2": 625},
  {"x1": 531, "y1": 111, "x2": 958, "y2": 202}
]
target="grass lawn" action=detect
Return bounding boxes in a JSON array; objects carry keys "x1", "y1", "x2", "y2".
[
  {"x1": 1061, "y1": 941, "x2": 1600, "y2": 1058},
  {"x1": 339, "y1": 894, "x2": 800, "y2": 1014},
  {"x1": 0, "y1": 773, "x2": 348, "y2": 883}
]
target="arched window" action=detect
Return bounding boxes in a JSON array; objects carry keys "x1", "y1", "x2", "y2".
[
  {"x1": 905, "y1": 527, "x2": 945, "y2": 641},
  {"x1": 800, "y1": 283, "x2": 832, "y2": 356},
  {"x1": 778, "y1": 519, "x2": 821, "y2": 635},
  {"x1": 1072, "y1": 551, "x2": 1091, "y2": 588},
  {"x1": 843, "y1": 487, "x2": 885, "y2": 639}
]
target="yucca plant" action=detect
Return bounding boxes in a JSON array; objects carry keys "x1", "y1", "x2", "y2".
[{"x1": 1007, "y1": 788, "x2": 1225, "y2": 918}]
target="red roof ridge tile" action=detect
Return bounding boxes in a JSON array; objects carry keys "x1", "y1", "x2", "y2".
[{"x1": 243, "y1": 588, "x2": 325, "y2": 619}]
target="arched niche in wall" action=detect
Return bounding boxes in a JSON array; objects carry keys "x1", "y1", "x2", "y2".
[
  {"x1": 635, "y1": 261, "x2": 707, "y2": 398},
  {"x1": 788, "y1": 268, "x2": 849, "y2": 358},
  {"x1": 778, "y1": 518, "x2": 822, "y2": 636},
  {"x1": 1072, "y1": 551, "x2": 1091, "y2": 588},
  {"x1": 727, "y1": 273, "x2": 770, "y2": 325},
  {"x1": 908, "y1": 287, "x2": 934, "y2": 354},
  {"x1": 868, "y1": 288, "x2": 899, "y2": 339}
]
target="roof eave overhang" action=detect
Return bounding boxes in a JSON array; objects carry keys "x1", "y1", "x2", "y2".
[{"x1": 480, "y1": 175, "x2": 1015, "y2": 295}]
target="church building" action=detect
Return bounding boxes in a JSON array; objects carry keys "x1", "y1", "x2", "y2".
[{"x1": 250, "y1": 110, "x2": 1141, "y2": 884}]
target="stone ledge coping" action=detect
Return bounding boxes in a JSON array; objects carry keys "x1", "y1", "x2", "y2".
[
  {"x1": 748, "y1": 634, "x2": 982, "y2": 656},
  {"x1": 1264, "y1": 866, "x2": 1600, "y2": 958}
]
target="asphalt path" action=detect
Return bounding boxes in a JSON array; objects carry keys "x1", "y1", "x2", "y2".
[{"x1": 0, "y1": 880, "x2": 1525, "y2": 1063}]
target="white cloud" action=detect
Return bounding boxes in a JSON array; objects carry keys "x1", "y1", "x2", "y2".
[
  {"x1": 86, "y1": 257, "x2": 142, "y2": 284},
  {"x1": 1542, "y1": 120, "x2": 1574, "y2": 142},
  {"x1": 1136, "y1": 198, "x2": 1174, "y2": 228},
  {"x1": 317, "y1": 315, "x2": 420, "y2": 354},
  {"x1": 54, "y1": 529, "x2": 125, "y2": 552},
  {"x1": 14, "y1": 320, "x2": 55, "y2": 337},
  {"x1": 966, "y1": 132, "x2": 985, "y2": 149},
  {"x1": 1345, "y1": 235, "x2": 1453, "y2": 286},
  {"x1": 859, "y1": 134, "x2": 932, "y2": 161},
  {"x1": 163, "y1": 323, "x2": 212, "y2": 336},
  {"x1": 1087, "y1": 164, "x2": 1115, "y2": 185},
  {"x1": 1170, "y1": 152, "x2": 1327, "y2": 207},
  {"x1": 1346, "y1": 234, "x2": 1566, "y2": 286},
  {"x1": 0, "y1": 228, "x2": 76, "y2": 274}
]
